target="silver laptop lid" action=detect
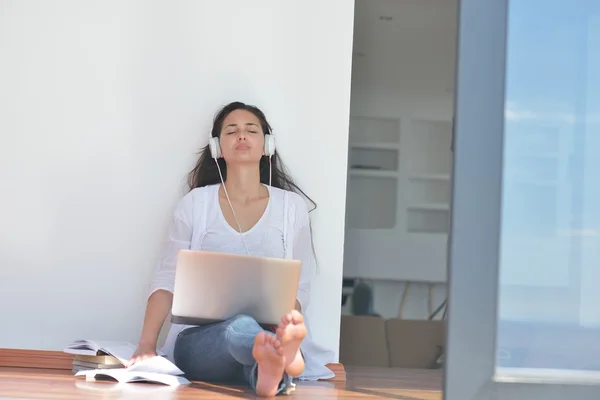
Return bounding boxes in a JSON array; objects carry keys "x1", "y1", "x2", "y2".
[{"x1": 171, "y1": 250, "x2": 301, "y2": 326}]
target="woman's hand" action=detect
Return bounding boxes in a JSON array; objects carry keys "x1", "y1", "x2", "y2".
[{"x1": 127, "y1": 342, "x2": 157, "y2": 366}]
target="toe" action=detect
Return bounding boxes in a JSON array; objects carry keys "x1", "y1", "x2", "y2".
[
  {"x1": 291, "y1": 311, "x2": 303, "y2": 323},
  {"x1": 255, "y1": 331, "x2": 266, "y2": 345}
]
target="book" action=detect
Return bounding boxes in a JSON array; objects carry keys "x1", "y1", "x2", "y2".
[
  {"x1": 76, "y1": 370, "x2": 190, "y2": 386},
  {"x1": 72, "y1": 354, "x2": 123, "y2": 372},
  {"x1": 75, "y1": 379, "x2": 177, "y2": 394},
  {"x1": 65, "y1": 339, "x2": 190, "y2": 387},
  {"x1": 63, "y1": 340, "x2": 139, "y2": 366},
  {"x1": 74, "y1": 356, "x2": 190, "y2": 386},
  {"x1": 74, "y1": 354, "x2": 122, "y2": 365},
  {"x1": 72, "y1": 359, "x2": 122, "y2": 373}
]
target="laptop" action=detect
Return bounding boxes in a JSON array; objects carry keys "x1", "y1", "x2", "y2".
[{"x1": 171, "y1": 250, "x2": 302, "y2": 327}]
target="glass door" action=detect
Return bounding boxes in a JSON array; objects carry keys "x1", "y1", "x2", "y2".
[{"x1": 445, "y1": 0, "x2": 600, "y2": 398}]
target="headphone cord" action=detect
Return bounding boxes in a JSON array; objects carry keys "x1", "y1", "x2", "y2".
[
  {"x1": 215, "y1": 160, "x2": 250, "y2": 255},
  {"x1": 212, "y1": 150, "x2": 272, "y2": 256},
  {"x1": 269, "y1": 155, "x2": 272, "y2": 187}
]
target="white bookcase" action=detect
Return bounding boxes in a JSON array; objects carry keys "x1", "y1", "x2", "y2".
[
  {"x1": 344, "y1": 116, "x2": 453, "y2": 283},
  {"x1": 346, "y1": 117, "x2": 400, "y2": 230},
  {"x1": 405, "y1": 119, "x2": 453, "y2": 234}
]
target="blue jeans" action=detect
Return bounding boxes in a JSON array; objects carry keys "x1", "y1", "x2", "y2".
[{"x1": 173, "y1": 314, "x2": 294, "y2": 395}]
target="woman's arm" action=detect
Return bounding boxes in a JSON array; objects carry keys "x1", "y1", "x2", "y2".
[
  {"x1": 129, "y1": 290, "x2": 173, "y2": 365},
  {"x1": 130, "y1": 194, "x2": 194, "y2": 364},
  {"x1": 292, "y1": 196, "x2": 315, "y2": 313},
  {"x1": 138, "y1": 290, "x2": 173, "y2": 346}
]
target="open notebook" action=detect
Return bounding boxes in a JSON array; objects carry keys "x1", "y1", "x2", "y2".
[{"x1": 64, "y1": 339, "x2": 190, "y2": 386}]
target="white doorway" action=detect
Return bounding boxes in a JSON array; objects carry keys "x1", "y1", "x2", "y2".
[{"x1": 340, "y1": 0, "x2": 457, "y2": 369}]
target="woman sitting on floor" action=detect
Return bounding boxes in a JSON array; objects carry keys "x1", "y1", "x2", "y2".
[{"x1": 129, "y1": 101, "x2": 334, "y2": 396}]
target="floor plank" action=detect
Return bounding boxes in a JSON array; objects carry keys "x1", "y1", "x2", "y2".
[{"x1": 0, "y1": 366, "x2": 442, "y2": 399}]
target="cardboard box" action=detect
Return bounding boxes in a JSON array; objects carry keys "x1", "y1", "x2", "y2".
[{"x1": 339, "y1": 315, "x2": 445, "y2": 368}]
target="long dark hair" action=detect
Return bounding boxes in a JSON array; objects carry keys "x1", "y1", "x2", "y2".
[{"x1": 187, "y1": 101, "x2": 316, "y2": 211}]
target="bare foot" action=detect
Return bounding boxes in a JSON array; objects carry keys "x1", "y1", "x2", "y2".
[
  {"x1": 276, "y1": 310, "x2": 307, "y2": 377},
  {"x1": 252, "y1": 331, "x2": 285, "y2": 397}
]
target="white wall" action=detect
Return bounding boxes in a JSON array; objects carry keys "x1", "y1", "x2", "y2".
[{"x1": 0, "y1": 0, "x2": 354, "y2": 358}]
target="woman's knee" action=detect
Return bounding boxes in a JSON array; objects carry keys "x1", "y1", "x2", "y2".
[{"x1": 225, "y1": 314, "x2": 261, "y2": 334}]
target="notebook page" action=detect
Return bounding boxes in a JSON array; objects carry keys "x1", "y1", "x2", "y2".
[
  {"x1": 126, "y1": 372, "x2": 190, "y2": 386},
  {"x1": 126, "y1": 356, "x2": 184, "y2": 375},
  {"x1": 75, "y1": 369, "x2": 190, "y2": 387}
]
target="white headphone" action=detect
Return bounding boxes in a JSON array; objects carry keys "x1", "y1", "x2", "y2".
[{"x1": 208, "y1": 131, "x2": 276, "y2": 159}]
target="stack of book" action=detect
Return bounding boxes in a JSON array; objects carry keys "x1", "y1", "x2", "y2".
[
  {"x1": 71, "y1": 354, "x2": 122, "y2": 373},
  {"x1": 63, "y1": 339, "x2": 190, "y2": 386}
]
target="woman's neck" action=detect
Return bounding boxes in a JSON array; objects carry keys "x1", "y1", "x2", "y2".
[{"x1": 223, "y1": 165, "x2": 265, "y2": 202}]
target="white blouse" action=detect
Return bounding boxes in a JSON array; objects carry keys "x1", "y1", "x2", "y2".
[{"x1": 148, "y1": 184, "x2": 336, "y2": 380}]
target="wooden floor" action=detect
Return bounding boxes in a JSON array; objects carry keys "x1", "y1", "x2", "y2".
[{"x1": 0, "y1": 366, "x2": 442, "y2": 399}]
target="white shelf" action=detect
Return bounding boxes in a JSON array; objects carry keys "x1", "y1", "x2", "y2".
[
  {"x1": 349, "y1": 169, "x2": 398, "y2": 179},
  {"x1": 350, "y1": 142, "x2": 401, "y2": 150},
  {"x1": 407, "y1": 119, "x2": 453, "y2": 175},
  {"x1": 346, "y1": 116, "x2": 401, "y2": 231},
  {"x1": 402, "y1": 118, "x2": 453, "y2": 237},
  {"x1": 412, "y1": 119, "x2": 453, "y2": 135},
  {"x1": 349, "y1": 117, "x2": 400, "y2": 144},
  {"x1": 344, "y1": 114, "x2": 452, "y2": 280},
  {"x1": 349, "y1": 146, "x2": 398, "y2": 172},
  {"x1": 346, "y1": 175, "x2": 398, "y2": 229},
  {"x1": 407, "y1": 206, "x2": 450, "y2": 234},
  {"x1": 407, "y1": 203, "x2": 450, "y2": 211},
  {"x1": 408, "y1": 173, "x2": 450, "y2": 182}
]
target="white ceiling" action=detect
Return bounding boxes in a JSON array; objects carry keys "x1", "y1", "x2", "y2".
[{"x1": 351, "y1": 0, "x2": 458, "y2": 93}]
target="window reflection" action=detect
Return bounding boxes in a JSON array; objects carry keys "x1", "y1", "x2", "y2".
[{"x1": 496, "y1": 0, "x2": 600, "y2": 375}]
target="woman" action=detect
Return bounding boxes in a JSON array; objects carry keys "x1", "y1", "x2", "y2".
[{"x1": 129, "y1": 102, "x2": 334, "y2": 396}]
